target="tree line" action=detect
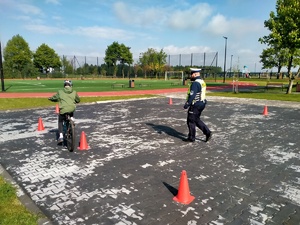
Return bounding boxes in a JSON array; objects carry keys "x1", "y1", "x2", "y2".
[{"x1": 2, "y1": 36, "x2": 222, "y2": 80}]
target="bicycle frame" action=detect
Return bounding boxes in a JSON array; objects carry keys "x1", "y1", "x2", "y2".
[{"x1": 63, "y1": 114, "x2": 75, "y2": 152}]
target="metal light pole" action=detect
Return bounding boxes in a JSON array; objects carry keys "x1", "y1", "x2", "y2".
[
  {"x1": 0, "y1": 41, "x2": 4, "y2": 92},
  {"x1": 127, "y1": 46, "x2": 131, "y2": 80},
  {"x1": 230, "y1": 55, "x2": 233, "y2": 77},
  {"x1": 223, "y1": 36, "x2": 228, "y2": 83}
]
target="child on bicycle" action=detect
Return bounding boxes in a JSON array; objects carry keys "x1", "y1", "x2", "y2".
[{"x1": 48, "y1": 80, "x2": 80, "y2": 144}]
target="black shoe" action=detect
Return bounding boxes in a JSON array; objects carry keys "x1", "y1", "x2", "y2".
[
  {"x1": 183, "y1": 138, "x2": 195, "y2": 142},
  {"x1": 205, "y1": 132, "x2": 212, "y2": 142},
  {"x1": 57, "y1": 137, "x2": 63, "y2": 145}
]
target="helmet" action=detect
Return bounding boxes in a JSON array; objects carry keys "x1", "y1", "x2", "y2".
[{"x1": 64, "y1": 80, "x2": 72, "y2": 87}]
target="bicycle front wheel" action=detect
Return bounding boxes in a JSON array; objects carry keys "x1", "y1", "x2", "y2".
[{"x1": 66, "y1": 121, "x2": 75, "y2": 152}]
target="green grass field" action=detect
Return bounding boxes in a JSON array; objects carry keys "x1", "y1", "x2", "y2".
[
  {"x1": 2, "y1": 78, "x2": 228, "y2": 93},
  {"x1": 2, "y1": 77, "x2": 297, "y2": 93}
]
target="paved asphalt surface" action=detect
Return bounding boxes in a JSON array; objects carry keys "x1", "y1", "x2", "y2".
[{"x1": 1, "y1": 93, "x2": 300, "y2": 225}]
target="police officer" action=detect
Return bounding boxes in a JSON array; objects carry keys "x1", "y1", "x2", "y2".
[{"x1": 183, "y1": 68, "x2": 212, "y2": 142}]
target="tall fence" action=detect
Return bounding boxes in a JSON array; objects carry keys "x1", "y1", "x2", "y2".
[
  {"x1": 61, "y1": 55, "x2": 106, "y2": 70},
  {"x1": 61, "y1": 52, "x2": 218, "y2": 69},
  {"x1": 60, "y1": 52, "x2": 219, "y2": 77},
  {"x1": 167, "y1": 52, "x2": 218, "y2": 67}
]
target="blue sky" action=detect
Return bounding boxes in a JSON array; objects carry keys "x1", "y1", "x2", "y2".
[{"x1": 0, "y1": 0, "x2": 276, "y2": 72}]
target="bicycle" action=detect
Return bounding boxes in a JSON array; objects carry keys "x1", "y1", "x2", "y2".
[{"x1": 62, "y1": 113, "x2": 75, "y2": 152}]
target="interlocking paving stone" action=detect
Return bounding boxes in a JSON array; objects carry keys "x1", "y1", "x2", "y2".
[
  {"x1": 1, "y1": 97, "x2": 300, "y2": 225},
  {"x1": 268, "y1": 203, "x2": 298, "y2": 224},
  {"x1": 220, "y1": 202, "x2": 251, "y2": 223},
  {"x1": 285, "y1": 209, "x2": 300, "y2": 225},
  {"x1": 225, "y1": 217, "x2": 248, "y2": 225}
]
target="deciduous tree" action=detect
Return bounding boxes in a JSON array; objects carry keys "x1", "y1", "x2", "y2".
[
  {"x1": 139, "y1": 48, "x2": 167, "y2": 78},
  {"x1": 3, "y1": 34, "x2": 32, "y2": 78},
  {"x1": 61, "y1": 56, "x2": 74, "y2": 75},
  {"x1": 259, "y1": 0, "x2": 300, "y2": 93},
  {"x1": 33, "y1": 43, "x2": 61, "y2": 76},
  {"x1": 259, "y1": 47, "x2": 289, "y2": 78},
  {"x1": 104, "y1": 42, "x2": 133, "y2": 77}
]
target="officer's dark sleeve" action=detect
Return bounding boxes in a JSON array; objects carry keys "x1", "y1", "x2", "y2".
[{"x1": 186, "y1": 83, "x2": 198, "y2": 105}]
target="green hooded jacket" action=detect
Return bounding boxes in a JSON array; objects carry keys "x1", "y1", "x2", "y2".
[{"x1": 49, "y1": 86, "x2": 80, "y2": 114}]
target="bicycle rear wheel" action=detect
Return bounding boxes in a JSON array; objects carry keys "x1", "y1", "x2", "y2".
[{"x1": 66, "y1": 121, "x2": 75, "y2": 152}]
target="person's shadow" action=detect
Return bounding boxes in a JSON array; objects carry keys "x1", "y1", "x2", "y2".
[{"x1": 146, "y1": 123, "x2": 186, "y2": 140}]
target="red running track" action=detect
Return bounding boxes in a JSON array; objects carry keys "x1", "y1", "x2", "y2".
[
  {"x1": 0, "y1": 88, "x2": 188, "y2": 98},
  {"x1": 0, "y1": 83, "x2": 257, "y2": 98}
]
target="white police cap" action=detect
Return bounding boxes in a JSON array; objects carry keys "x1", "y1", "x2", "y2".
[{"x1": 190, "y1": 68, "x2": 201, "y2": 73}]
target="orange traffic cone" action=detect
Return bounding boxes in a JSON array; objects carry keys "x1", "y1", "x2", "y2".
[
  {"x1": 262, "y1": 105, "x2": 268, "y2": 116},
  {"x1": 173, "y1": 170, "x2": 195, "y2": 204},
  {"x1": 78, "y1": 131, "x2": 90, "y2": 150},
  {"x1": 168, "y1": 97, "x2": 173, "y2": 105},
  {"x1": 55, "y1": 104, "x2": 59, "y2": 114},
  {"x1": 37, "y1": 117, "x2": 45, "y2": 131}
]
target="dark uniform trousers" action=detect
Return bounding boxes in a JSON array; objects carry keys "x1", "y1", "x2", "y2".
[{"x1": 187, "y1": 100, "x2": 210, "y2": 141}]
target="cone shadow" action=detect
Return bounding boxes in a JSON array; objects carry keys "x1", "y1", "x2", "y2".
[{"x1": 162, "y1": 181, "x2": 178, "y2": 196}]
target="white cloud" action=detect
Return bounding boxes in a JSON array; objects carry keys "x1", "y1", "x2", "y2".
[
  {"x1": 54, "y1": 43, "x2": 65, "y2": 49},
  {"x1": 45, "y1": 0, "x2": 61, "y2": 5},
  {"x1": 113, "y1": 2, "x2": 164, "y2": 27},
  {"x1": 237, "y1": 48, "x2": 254, "y2": 54},
  {"x1": 206, "y1": 14, "x2": 228, "y2": 35},
  {"x1": 113, "y1": 2, "x2": 212, "y2": 30},
  {"x1": 206, "y1": 14, "x2": 263, "y2": 37},
  {"x1": 163, "y1": 45, "x2": 212, "y2": 55},
  {"x1": 74, "y1": 26, "x2": 135, "y2": 40},
  {"x1": 16, "y1": 3, "x2": 42, "y2": 15},
  {"x1": 52, "y1": 16, "x2": 62, "y2": 21},
  {"x1": 15, "y1": 15, "x2": 32, "y2": 21},
  {"x1": 167, "y1": 3, "x2": 212, "y2": 29},
  {"x1": 24, "y1": 24, "x2": 67, "y2": 34},
  {"x1": 22, "y1": 22, "x2": 136, "y2": 41}
]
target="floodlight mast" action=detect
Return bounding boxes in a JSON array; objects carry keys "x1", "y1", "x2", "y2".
[
  {"x1": 223, "y1": 36, "x2": 228, "y2": 83},
  {"x1": 0, "y1": 41, "x2": 5, "y2": 92},
  {"x1": 127, "y1": 47, "x2": 131, "y2": 80}
]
